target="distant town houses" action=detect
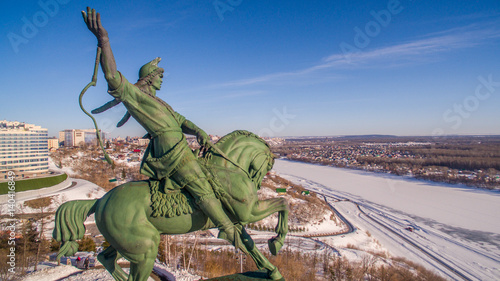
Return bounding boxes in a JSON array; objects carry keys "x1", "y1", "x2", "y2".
[
  {"x1": 56, "y1": 129, "x2": 154, "y2": 147},
  {"x1": 262, "y1": 137, "x2": 286, "y2": 147},
  {"x1": 51, "y1": 132, "x2": 286, "y2": 168},
  {"x1": 59, "y1": 129, "x2": 107, "y2": 147},
  {"x1": 273, "y1": 137, "x2": 500, "y2": 189}
]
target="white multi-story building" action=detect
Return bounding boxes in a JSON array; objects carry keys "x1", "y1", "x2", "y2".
[
  {"x1": 48, "y1": 137, "x2": 59, "y2": 150},
  {"x1": 58, "y1": 131, "x2": 65, "y2": 144},
  {"x1": 136, "y1": 138, "x2": 150, "y2": 146},
  {"x1": 0, "y1": 120, "x2": 49, "y2": 180},
  {"x1": 62, "y1": 129, "x2": 106, "y2": 147}
]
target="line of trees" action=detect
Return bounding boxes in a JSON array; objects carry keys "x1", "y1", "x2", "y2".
[
  {"x1": 155, "y1": 232, "x2": 446, "y2": 281},
  {"x1": 357, "y1": 155, "x2": 500, "y2": 172},
  {"x1": 0, "y1": 197, "x2": 54, "y2": 279}
]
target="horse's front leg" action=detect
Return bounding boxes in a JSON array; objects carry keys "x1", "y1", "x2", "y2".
[
  {"x1": 246, "y1": 197, "x2": 289, "y2": 255},
  {"x1": 238, "y1": 226, "x2": 283, "y2": 280}
]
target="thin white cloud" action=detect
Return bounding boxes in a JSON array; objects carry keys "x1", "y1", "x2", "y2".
[
  {"x1": 220, "y1": 90, "x2": 266, "y2": 99},
  {"x1": 210, "y1": 24, "x2": 500, "y2": 89}
]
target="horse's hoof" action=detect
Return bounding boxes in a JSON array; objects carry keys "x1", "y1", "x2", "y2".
[
  {"x1": 268, "y1": 267, "x2": 283, "y2": 280},
  {"x1": 218, "y1": 229, "x2": 228, "y2": 240},
  {"x1": 268, "y1": 237, "x2": 283, "y2": 256}
]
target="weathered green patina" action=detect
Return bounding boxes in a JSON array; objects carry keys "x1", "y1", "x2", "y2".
[
  {"x1": 52, "y1": 8, "x2": 289, "y2": 281},
  {"x1": 54, "y1": 131, "x2": 288, "y2": 280}
]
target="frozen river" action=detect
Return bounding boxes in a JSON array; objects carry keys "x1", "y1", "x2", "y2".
[
  {"x1": 273, "y1": 159, "x2": 500, "y2": 234},
  {"x1": 272, "y1": 159, "x2": 500, "y2": 280}
]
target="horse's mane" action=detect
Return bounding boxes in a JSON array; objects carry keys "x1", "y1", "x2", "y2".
[{"x1": 215, "y1": 130, "x2": 270, "y2": 149}]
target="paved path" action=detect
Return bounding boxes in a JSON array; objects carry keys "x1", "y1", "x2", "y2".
[{"x1": 0, "y1": 176, "x2": 72, "y2": 204}]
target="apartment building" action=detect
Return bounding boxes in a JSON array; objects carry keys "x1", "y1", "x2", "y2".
[
  {"x1": 62, "y1": 129, "x2": 106, "y2": 147},
  {"x1": 0, "y1": 120, "x2": 49, "y2": 180},
  {"x1": 48, "y1": 137, "x2": 59, "y2": 150}
]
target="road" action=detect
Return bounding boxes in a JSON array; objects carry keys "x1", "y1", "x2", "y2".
[{"x1": 355, "y1": 204, "x2": 473, "y2": 281}]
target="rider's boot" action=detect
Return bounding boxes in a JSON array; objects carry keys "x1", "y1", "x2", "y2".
[{"x1": 197, "y1": 195, "x2": 247, "y2": 253}]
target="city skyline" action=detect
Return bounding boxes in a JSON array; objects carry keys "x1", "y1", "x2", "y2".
[{"x1": 2, "y1": 1, "x2": 500, "y2": 138}]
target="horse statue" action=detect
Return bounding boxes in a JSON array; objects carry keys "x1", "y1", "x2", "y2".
[{"x1": 53, "y1": 130, "x2": 289, "y2": 281}]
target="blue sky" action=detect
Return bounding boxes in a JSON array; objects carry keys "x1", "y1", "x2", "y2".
[{"x1": 2, "y1": 0, "x2": 500, "y2": 138}]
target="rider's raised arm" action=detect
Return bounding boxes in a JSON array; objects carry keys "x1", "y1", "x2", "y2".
[{"x1": 82, "y1": 7, "x2": 120, "y2": 90}]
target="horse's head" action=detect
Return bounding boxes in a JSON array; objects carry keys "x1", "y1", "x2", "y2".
[
  {"x1": 249, "y1": 151, "x2": 276, "y2": 189},
  {"x1": 210, "y1": 130, "x2": 276, "y2": 189}
]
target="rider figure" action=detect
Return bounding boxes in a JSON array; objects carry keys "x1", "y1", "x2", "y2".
[{"x1": 82, "y1": 8, "x2": 244, "y2": 248}]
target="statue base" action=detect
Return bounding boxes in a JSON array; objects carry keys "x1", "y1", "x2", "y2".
[{"x1": 204, "y1": 269, "x2": 285, "y2": 281}]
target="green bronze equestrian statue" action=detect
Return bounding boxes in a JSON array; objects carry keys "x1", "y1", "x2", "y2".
[
  {"x1": 81, "y1": 6, "x2": 243, "y2": 249},
  {"x1": 52, "y1": 7, "x2": 289, "y2": 281}
]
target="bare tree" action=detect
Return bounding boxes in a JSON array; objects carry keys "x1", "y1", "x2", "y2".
[{"x1": 24, "y1": 197, "x2": 54, "y2": 271}]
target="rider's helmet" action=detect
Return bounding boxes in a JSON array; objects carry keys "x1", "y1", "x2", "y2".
[
  {"x1": 139, "y1": 57, "x2": 163, "y2": 79},
  {"x1": 136, "y1": 57, "x2": 164, "y2": 95}
]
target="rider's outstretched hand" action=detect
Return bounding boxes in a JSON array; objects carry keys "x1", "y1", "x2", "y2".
[
  {"x1": 197, "y1": 131, "x2": 212, "y2": 148},
  {"x1": 81, "y1": 7, "x2": 109, "y2": 45},
  {"x1": 196, "y1": 131, "x2": 213, "y2": 156}
]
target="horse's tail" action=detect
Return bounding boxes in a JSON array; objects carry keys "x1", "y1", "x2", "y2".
[{"x1": 52, "y1": 199, "x2": 98, "y2": 261}]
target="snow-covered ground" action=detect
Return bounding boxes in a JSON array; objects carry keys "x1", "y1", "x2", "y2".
[
  {"x1": 8, "y1": 157, "x2": 500, "y2": 280},
  {"x1": 0, "y1": 158, "x2": 107, "y2": 238},
  {"x1": 0, "y1": 177, "x2": 105, "y2": 218},
  {"x1": 273, "y1": 159, "x2": 500, "y2": 281},
  {"x1": 256, "y1": 185, "x2": 346, "y2": 235},
  {"x1": 6, "y1": 170, "x2": 204, "y2": 281},
  {"x1": 20, "y1": 261, "x2": 202, "y2": 281}
]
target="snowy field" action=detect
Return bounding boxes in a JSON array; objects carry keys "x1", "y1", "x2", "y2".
[{"x1": 273, "y1": 159, "x2": 500, "y2": 281}]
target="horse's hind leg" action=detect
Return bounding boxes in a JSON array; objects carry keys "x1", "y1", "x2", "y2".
[
  {"x1": 119, "y1": 228, "x2": 160, "y2": 281},
  {"x1": 246, "y1": 197, "x2": 289, "y2": 255},
  {"x1": 128, "y1": 256, "x2": 157, "y2": 281},
  {"x1": 98, "y1": 246, "x2": 128, "y2": 281}
]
